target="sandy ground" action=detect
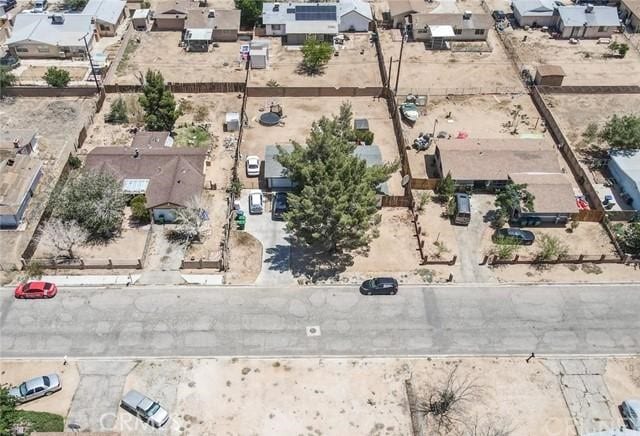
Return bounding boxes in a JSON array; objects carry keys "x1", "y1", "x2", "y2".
[
  {"x1": 248, "y1": 33, "x2": 382, "y2": 88},
  {"x1": 415, "y1": 193, "x2": 460, "y2": 260},
  {"x1": 482, "y1": 222, "x2": 619, "y2": 260},
  {"x1": 240, "y1": 96, "x2": 404, "y2": 195},
  {"x1": 225, "y1": 230, "x2": 264, "y2": 284},
  {"x1": 405, "y1": 94, "x2": 550, "y2": 179},
  {"x1": 0, "y1": 97, "x2": 97, "y2": 269},
  {"x1": 109, "y1": 357, "x2": 582, "y2": 436},
  {"x1": 185, "y1": 190, "x2": 228, "y2": 262},
  {"x1": 112, "y1": 32, "x2": 247, "y2": 85},
  {"x1": 503, "y1": 29, "x2": 640, "y2": 86},
  {"x1": 380, "y1": 29, "x2": 523, "y2": 95},
  {"x1": 0, "y1": 361, "x2": 79, "y2": 418},
  {"x1": 17, "y1": 66, "x2": 89, "y2": 82}
]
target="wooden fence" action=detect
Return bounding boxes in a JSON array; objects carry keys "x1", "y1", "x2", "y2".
[
  {"x1": 488, "y1": 253, "x2": 628, "y2": 266},
  {"x1": 180, "y1": 259, "x2": 222, "y2": 269},
  {"x1": 25, "y1": 258, "x2": 143, "y2": 270},
  {"x1": 381, "y1": 195, "x2": 412, "y2": 207},
  {"x1": 104, "y1": 82, "x2": 245, "y2": 94},
  {"x1": 4, "y1": 86, "x2": 99, "y2": 97},
  {"x1": 246, "y1": 86, "x2": 384, "y2": 98},
  {"x1": 537, "y1": 85, "x2": 640, "y2": 94},
  {"x1": 411, "y1": 178, "x2": 440, "y2": 190}
]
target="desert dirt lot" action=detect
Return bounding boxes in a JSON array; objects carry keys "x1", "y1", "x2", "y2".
[
  {"x1": 8, "y1": 357, "x2": 639, "y2": 435},
  {"x1": 185, "y1": 190, "x2": 228, "y2": 262},
  {"x1": 405, "y1": 94, "x2": 549, "y2": 179},
  {"x1": 380, "y1": 29, "x2": 524, "y2": 95},
  {"x1": 503, "y1": 29, "x2": 640, "y2": 86},
  {"x1": 240, "y1": 96, "x2": 404, "y2": 194},
  {"x1": 0, "y1": 97, "x2": 96, "y2": 269},
  {"x1": 248, "y1": 33, "x2": 382, "y2": 87},
  {"x1": 112, "y1": 31, "x2": 247, "y2": 85},
  {"x1": 17, "y1": 66, "x2": 89, "y2": 83}
]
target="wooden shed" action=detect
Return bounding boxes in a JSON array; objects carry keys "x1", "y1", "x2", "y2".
[{"x1": 534, "y1": 65, "x2": 566, "y2": 86}]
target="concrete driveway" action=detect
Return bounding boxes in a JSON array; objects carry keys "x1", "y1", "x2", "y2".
[
  {"x1": 453, "y1": 194, "x2": 496, "y2": 283},
  {"x1": 240, "y1": 190, "x2": 295, "y2": 286}
]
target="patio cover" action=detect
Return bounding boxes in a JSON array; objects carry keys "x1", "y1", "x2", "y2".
[{"x1": 429, "y1": 25, "x2": 455, "y2": 37}]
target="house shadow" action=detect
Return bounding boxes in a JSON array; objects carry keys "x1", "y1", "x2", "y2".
[
  {"x1": 424, "y1": 154, "x2": 440, "y2": 178},
  {"x1": 289, "y1": 242, "x2": 355, "y2": 283}
]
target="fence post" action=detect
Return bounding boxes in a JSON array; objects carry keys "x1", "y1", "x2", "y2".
[
  {"x1": 80, "y1": 258, "x2": 85, "y2": 270},
  {"x1": 514, "y1": 254, "x2": 519, "y2": 263},
  {"x1": 598, "y1": 254, "x2": 606, "y2": 263},
  {"x1": 21, "y1": 258, "x2": 27, "y2": 269},
  {"x1": 137, "y1": 259, "x2": 142, "y2": 269},
  {"x1": 108, "y1": 258, "x2": 113, "y2": 269},
  {"x1": 422, "y1": 255, "x2": 428, "y2": 265},
  {"x1": 577, "y1": 254, "x2": 584, "y2": 263},
  {"x1": 449, "y1": 255, "x2": 457, "y2": 266},
  {"x1": 199, "y1": 258, "x2": 204, "y2": 269},
  {"x1": 479, "y1": 255, "x2": 488, "y2": 265}
]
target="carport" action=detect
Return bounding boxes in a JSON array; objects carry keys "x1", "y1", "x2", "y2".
[{"x1": 264, "y1": 145, "x2": 296, "y2": 190}]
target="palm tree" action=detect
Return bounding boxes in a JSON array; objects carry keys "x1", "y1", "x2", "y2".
[{"x1": 0, "y1": 68, "x2": 17, "y2": 99}]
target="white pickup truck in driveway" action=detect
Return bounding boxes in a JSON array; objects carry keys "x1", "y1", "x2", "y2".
[{"x1": 120, "y1": 389, "x2": 170, "y2": 428}]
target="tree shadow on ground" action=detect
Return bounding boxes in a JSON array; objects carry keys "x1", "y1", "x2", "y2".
[
  {"x1": 289, "y1": 242, "x2": 357, "y2": 283},
  {"x1": 295, "y1": 63, "x2": 327, "y2": 76},
  {"x1": 264, "y1": 241, "x2": 293, "y2": 273}
]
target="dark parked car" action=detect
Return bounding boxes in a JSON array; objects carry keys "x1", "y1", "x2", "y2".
[
  {"x1": 360, "y1": 277, "x2": 398, "y2": 295},
  {"x1": 272, "y1": 192, "x2": 288, "y2": 220},
  {"x1": 493, "y1": 228, "x2": 535, "y2": 245},
  {"x1": 0, "y1": 0, "x2": 17, "y2": 11},
  {"x1": 492, "y1": 9, "x2": 506, "y2": 21},
  {"x1": 0, "y1": 54, "x2": 20, "y2": 70}
]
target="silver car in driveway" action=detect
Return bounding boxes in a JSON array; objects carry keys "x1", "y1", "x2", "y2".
[
  {"x1": 622, "y1": 399, "x2": 640, "y2": 430},
  {"x1": 9, "y1": 374, "x2": 61, "y2": 403},
  {"x1": 120, "y1": 390, "x2": 170, "y2": 428}
]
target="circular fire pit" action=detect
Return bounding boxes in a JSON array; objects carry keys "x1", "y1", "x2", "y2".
[{"x1": 259, "y1": 111, "x2": 281, "y2": 126}]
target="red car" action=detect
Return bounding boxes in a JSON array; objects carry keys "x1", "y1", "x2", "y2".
[{"x1": 14, "y1": 281, "x2": 58, "y2": 299}]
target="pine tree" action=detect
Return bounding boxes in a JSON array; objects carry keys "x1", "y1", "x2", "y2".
[
  {"x1": 138, "y1": 70, "x2": 180, "y2": 131},
  {"x1": 277, "y1": 103, "x2": 397, "y2": 253}
]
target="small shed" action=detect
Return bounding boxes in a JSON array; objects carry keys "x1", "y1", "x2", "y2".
[
  {"x1": 132, "y1": 8, "x2": 151, "y2": 31},
  {"x1": 534, "y1": 64, "x2": 565, "y2": 86},
  {"x1": 225, "y1": 112, "x2": 240, "y2": 131},
  {"x1": 184, "y1": 28, "x2": 213, "y2": 52}
]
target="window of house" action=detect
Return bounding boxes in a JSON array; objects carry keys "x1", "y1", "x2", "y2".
[
  {"x1": 271, "y1": 24, "x2": 282, "y2": 30},
  {"x1": 454, "y1": 28, "x2": 462, "y2": 35},
  {"x1": 16, "y1": 47, "x2": 28, "y2": 53},
  {"x1": 598, "y1": 26, "x2": 606, "y2": 32},
  {"x1": 37, "y1": 46, "x2": 49, "y2": 53},
  {"x1": 475, "y1": 29, "x2": 485, "y2": 35},
  {"x1": 99, "y1": 24, "x2": 109, "y2": 31}
]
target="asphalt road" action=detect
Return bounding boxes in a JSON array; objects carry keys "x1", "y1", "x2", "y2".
[{"x1": 1, "y1": 284, "x2": 639, "y2": 358}]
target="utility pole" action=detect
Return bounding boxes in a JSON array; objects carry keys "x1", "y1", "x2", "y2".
[
  {"x1": 80, "y1": 33, "x2": 100, "y2": 92},
  {"x1": 387, "y1": 55, "x2": 393, "y2": 89},
  {"x1": 394, "y1": 29, "x2": 406, "y2": 95}
]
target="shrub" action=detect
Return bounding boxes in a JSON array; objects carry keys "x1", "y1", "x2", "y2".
[
  {"x1": 536, "y1": 234, "x2": 568, "y2": 262},
  {"x1": 68, "y1": 154, "x2": 82, "y2": 169},
  {"x1": 104, "y1": 97, "x2": 128, "y2": 124},
  {"x1": 130, "y1": 195, "x2": 150, "y2": 223},
  {"x1": 43, "y1": 67, "x2": 71, "y2": 88},
  {"x1": 194, "y1": 105, "x2": 209, "y2": 122}
]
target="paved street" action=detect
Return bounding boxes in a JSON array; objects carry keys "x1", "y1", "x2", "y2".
[{"x1": 1, "y1": 284, "x2": 639, "y2": 358}]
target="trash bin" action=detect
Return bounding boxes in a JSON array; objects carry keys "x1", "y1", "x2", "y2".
[{"x1": 236, "y1": 215, "x2": 246, "y2": 230}]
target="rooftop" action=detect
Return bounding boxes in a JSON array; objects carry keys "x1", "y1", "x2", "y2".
[
  {"x1": 131, "y1": 131, "x2": 173, "y2": 148},
  {"x1": 155, "y1": 0, "x2": 190, "y2": 16},
  {"x1": 0, "y1": 154, "x2": 43, "y2": 217},
  {"x1": 557, "y1": 5, "x2": 620, "y2": 27},
  {"x1": 0, "y1": 129, "x2": 37, "y2": 157},
  {"x1": 7, "y1": 13, "x2": 93, "y2": 47},
  {"x1": 536, "y1": 64, "x2": 566, "y2": 77},
  {"x1": 436, "y1": 138, "x2": 561, "y2": 181},
  {"x1": 185, "y1": 8, "x2": 241, "y2": 30},
  {"x1": 622, "y1": 0, "x2": 640, "y2": 19},
  {"x1": 412, "y1": 12, "x2": 494, "y2": 30},
  {"x1": 512, "y1": 0, "x2": 556, "y2": 16},
  {"x1": 84, "y1": 147, "x2": 207, "y2": 209},
  {"x1": 82, "y1": 0, "x2": 126, "y2": 25},
  {"x1": 509, "y1": 172, "x2": 579, "y2": 214},
  {"x1": 387, "y1": 0, "x2": 424, "y2": 18},
  {"x1": 262, "y1": 0, "x2": 370, "y2": 24}
]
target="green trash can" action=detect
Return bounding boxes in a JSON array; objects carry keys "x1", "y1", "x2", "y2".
[{"x1": 236, "y1": 215, "x2": 246, "y2": 230}]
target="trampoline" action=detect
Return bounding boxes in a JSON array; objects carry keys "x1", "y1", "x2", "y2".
[{"x1": 259, "y1": 111, "x2": 281, "y2": 126}]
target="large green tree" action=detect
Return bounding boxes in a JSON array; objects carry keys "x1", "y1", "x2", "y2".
[
  {"x1": 300, "y1": 37, "x2": 333, "y2": 75},
  {"x1": 53, "y1": 172, "x2": 126, "y2": 240},
  {"x1": 599, "y1": 114, "x2": 640, "y2": 150},
  {"x1": 235, "y1": 0, "x2": 263, "y2": 27},
  {"x1": 277, "y1": 103, "x2": 397, "y2": 253},
  {"x1": 139, "y1": 70, "x2": 180, "y2": 131},
  {"x1": 494, "y1": 183, "x2": 535, "y2": 222},
  {"x1": 0, "y1": 386, "x2": 17, "y2": 435},
  {"x1": 620, "y1": 222, "x2": 640, "y2": 255}
]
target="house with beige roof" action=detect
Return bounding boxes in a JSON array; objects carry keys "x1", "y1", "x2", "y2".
[
  {"x1": 84, "y1": 147, "x2": 207, "y2": 223},
  {"x1": 412, "y1": 12, "x2": 493, "y2": 47},
  {"x1": 435, "y1": 138, "x2": 579, "y2": 223}
]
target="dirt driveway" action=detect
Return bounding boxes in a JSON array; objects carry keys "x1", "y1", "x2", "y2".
[{"x1": 454, "y1": 194, "x2": 496, "y2": 283}]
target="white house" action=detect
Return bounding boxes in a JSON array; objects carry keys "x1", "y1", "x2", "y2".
[
  {"x1": 512, "y1": 0, "x2": 558, "y2": 27},
  {"x1": 555, "y1": 5, "x2": 620, "y2": 39},
  {"x1": 7, "y1": 13, "x2": 94, "y2": 59},
  {"x1": 262, "y1": 0, "x2": 372, "y2": 44}
]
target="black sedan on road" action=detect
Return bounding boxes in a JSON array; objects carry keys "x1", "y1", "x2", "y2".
[
  {"x1": 493, "y1": 228, "x2": 536, "y2": 245},
  {"x1": 360, "y1": 277, "x2": 399, "y2": 295}
]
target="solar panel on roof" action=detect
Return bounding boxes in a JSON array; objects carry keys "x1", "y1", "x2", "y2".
[{"x1": 295, "y1": 4, "x2": 337, "y2": 20}]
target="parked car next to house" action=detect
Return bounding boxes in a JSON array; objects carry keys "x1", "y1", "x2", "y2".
[
  {"x1": 453, "y1": 193, "x2": 471, "y2": 226},
  {"x1": 0, "y1": 53, "x2": 20, "y2": 70},
  {"x1": 493, "y1": 228, "x2": 535, "y2": 245},
  {"x1": 14, "y1": 281, "x2": 58, "y2": 299},
  {"x1": 359, "y1": 277, "x2": 398, "y2": 295},
  {"x1": 621, "y1": 399, "x2": 640, "y2": 430},
  {"x1": 0, "y1": 0, "x2": 17, "y2": 11},
  {"x1": 246, "y1": 155, "x2": 260, "y2": 177},
  {"x1": 120, "y1": 390, "x2": 170, "y2": 428},
  {"x1": 248, "y1": 190, "x2": 264, "y2": 214},
  {"x1": 272, "y1": 192, "x2": 288, "y2": 220},
  {"x1": 9, "y1": 374, "x2": 62, "y2": 403}
]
